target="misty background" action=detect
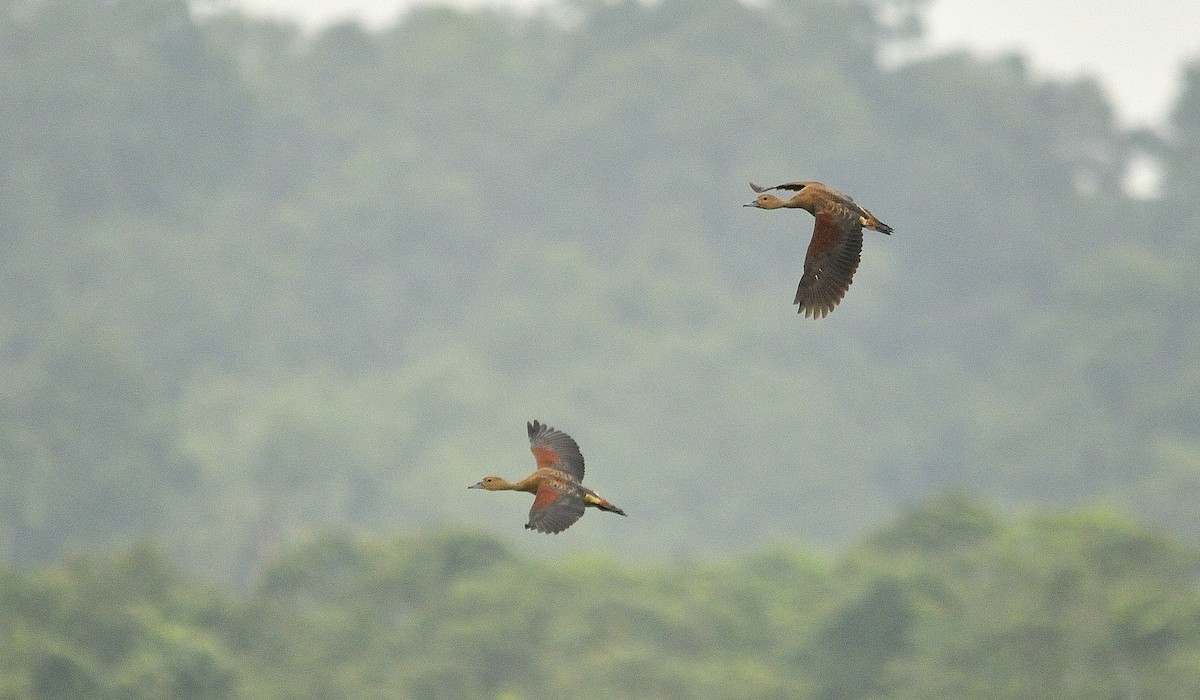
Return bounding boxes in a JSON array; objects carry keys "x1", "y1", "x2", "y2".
[
  {"x1": 217, "y1": 0, "x2": 1200, "y2": 129},
  {"x1": 1, "y1": 0, "x2": 1199, "y2": 697}
]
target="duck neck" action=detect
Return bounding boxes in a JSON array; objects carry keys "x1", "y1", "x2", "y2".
[
  {"x1": 788, "y1": 195, "x2": 815, "y2": 213},
  {"x1": 510, "y1": 472, "x2": 542, "y2": 494}
]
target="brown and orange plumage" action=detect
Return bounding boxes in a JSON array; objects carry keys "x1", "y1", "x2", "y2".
[
  {"x1": 744, "y1": 181, "x2": 893, "y2": 319},
  {"x1": 469, "y1": 420, "x2": 626, "y2": 534}
]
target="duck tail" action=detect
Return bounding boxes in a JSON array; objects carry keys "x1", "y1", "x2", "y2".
[
  {"x1": 596, "y1": 499, "x2": 627, "y2": 517},
  {"x1": 860, "y1": 208, "x2": 893, "y2": 234},
  {"x1": 583, "y1": 491, "x2": 627, "y2": 517}
]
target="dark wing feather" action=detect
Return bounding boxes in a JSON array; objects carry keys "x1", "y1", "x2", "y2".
[
  {"x1": 750, "y1": 180, "x2": 813, "y2": 193},
  {"x1": 526, "y1": 482, "x2": 586, "y2": 534},
  {"x1": 527, "y1": 420, "x2": 585, "y2": 481},
  {"x1": 794, "y1": 211, "x2": 863, "y2": 319}
]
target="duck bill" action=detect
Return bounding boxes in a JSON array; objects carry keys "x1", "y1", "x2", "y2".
[
  {"x1": 468, "y1": 481, "x2": 485, "y2": 489},
  {"x1": 743, "y1": 201, "x2": 761, "y2": 208}
]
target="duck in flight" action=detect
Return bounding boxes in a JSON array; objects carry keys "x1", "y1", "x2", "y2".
[
  {"x1": 469, "y1": 420, "x2": 626, "y2": 534},
  {"x1": 744, "y1": 181, "x2": 893, "y2": 319}
]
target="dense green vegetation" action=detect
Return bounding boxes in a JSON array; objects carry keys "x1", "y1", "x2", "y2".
[
  {"x1": 1, "y1": 0, "x2": 1198, "y2": 579},
  {"x1": 6, "y1": 0, "x2": 1199, "y2": 695},
  {"x1": 2, "y1": 497, "x2": 1199, "y2": 698}
]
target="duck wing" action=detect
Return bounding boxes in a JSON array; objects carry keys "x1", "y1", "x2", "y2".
[
  {"x1": 750, "y1": 180, "x2": 819, "y2": 193},
  {"x1": 527, "y1": 420, "x2": 585, "y2": 481},
  {"x1": 794, "y1": 211, "x2": 863, "y2": 319},
  {"x1": 526, "y1": 479, "x2": 586, "y2": 534}
]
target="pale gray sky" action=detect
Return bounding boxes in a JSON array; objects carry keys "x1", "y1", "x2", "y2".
[{"x1": 212, "y1": 0, "x2": 1200, "y2": 132}]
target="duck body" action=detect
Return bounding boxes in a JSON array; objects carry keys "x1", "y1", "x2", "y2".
[
  {"x1": 469, "y1": 420, "x2": 625, "y2": 534},
  {"x1": 744, "y1": 181, "x2": 892, "y2": 318}
]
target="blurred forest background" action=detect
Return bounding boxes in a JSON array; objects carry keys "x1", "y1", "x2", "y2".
[{"x1": 2, "y1": 0, "x2": 1200, "y2": 696}]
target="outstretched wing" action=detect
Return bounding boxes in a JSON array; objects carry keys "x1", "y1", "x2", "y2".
[
  {"x1": 750, "y1": 180, "x2": 815, "y2": 193},
  {"x1": 527, "y1": 420, "x2": 585, "y2": 481},
  {"x1": 526, "y1": 482, "x2": 586, "y2": 534},
  {"x1": 751, "y1": 181, "x2": 868, "y2": 209},
  {"x1": 794, "y1": 211, "x2": 864, "y2": 319}
]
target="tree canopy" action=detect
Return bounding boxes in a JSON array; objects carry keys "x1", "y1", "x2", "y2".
[
  {"x1": 0, "y1": 0, "x2": 1197, "y2": 575},
  {"x1": 3, "y1": 498, "x2": 1200, "y2": 698}
]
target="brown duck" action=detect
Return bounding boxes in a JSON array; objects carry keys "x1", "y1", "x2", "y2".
[
  {"x1": 469, "y1": 420, "x2": 626, "y2": 534},
  {"x1": 744, "y1": 181, "x2": 893, "y2": 319}
]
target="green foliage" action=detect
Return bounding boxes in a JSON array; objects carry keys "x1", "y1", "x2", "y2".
[
  {"x1": 0, "y1": 0, "x2": 1197, "y2": 580},
  {"x1": 1167, "y1": 60, "x2": 1200, "y2": 199},
  {"x1": 0, "y1": 318, "x2": 194, "y2": 562},
  {"x1": 0, "y1": 0, "x2": 250, "y2": 222},
  {"x1": 5, "y1": 501, "x2": 1200, "y2": 698},
  {"x1": 0, "y1": 544, "x2": 242, "y2": 699}
]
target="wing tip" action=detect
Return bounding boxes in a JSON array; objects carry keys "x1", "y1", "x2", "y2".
[
  {"x1": 795, "y1": 303, "x2": 834, "y2": 319},
  {"x1": 525, "y1": 522, "x2": 564, "y2": 534}
]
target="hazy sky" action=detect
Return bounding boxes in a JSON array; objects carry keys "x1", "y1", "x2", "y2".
[{"x1": 216, "y1": 0, "x2": 1200, "y2": 132}]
